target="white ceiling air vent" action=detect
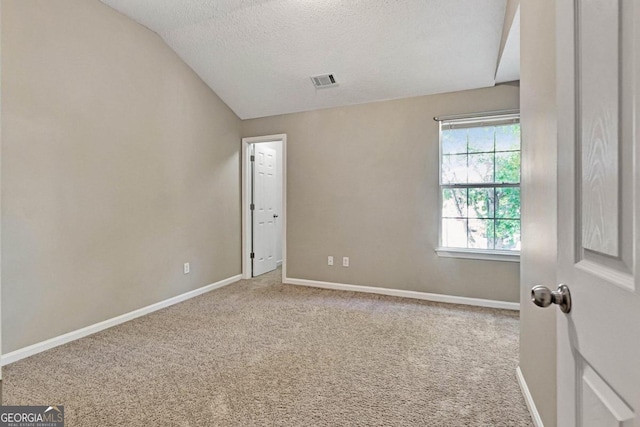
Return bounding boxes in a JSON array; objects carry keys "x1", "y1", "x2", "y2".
[{"x1": 311, "y1": 74, "x2": 338, "y2": 89}]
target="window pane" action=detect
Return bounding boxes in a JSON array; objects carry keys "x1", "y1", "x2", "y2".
[
  {"x1": 468, "y1": 187, "x2": 495, "y2": 218},
  {"x1": 495, "y1": 151, "x2": 520, "y2": 183},
  {"x1": 467, "y1": 152, "x2": 494, "y2": 183},
  {"x1": 442, "y1": 129, "x2": 467, "y2": 154},
  {"x1": 442, "y1": 218, "x2": 468, "y2": 248},
  {"x1": 442, "y1": 188, "x2": 468, "y2": 218},
  {"x1": 496, "y1": 188, "x2": 520, "y2": 219},
  {"x1": 495, "y1": 220, "x2": 521, "y2": 250},
  {"x1": 495, "y1": 124, "x2": 521, "y2": 151},
  {"x1": 468, "y1": 126, "x2": 495, "y2": 153},
  {"x1": 468, "y1": 219, "x2": 495, "y2": 250},
  {"x1": 440, "y1": 117, "x2": 520, "y2": 253},
  {"x1": 442, "y1": 154, "x2": 467, "y2": 184}
]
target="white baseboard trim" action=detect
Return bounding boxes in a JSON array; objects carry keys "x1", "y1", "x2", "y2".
[
  {"x1": 283, "y1": 277, "x2": 519, "y2": 311},
  {"x1": 1, "y1": 274, "x2": 243, "y2": 366},
  {"x1": 276, "y1": 260, "x2": 283, "y2": 267},
  {"x1": 516, "y1": 366, "x2": 545, "y2": 427}
]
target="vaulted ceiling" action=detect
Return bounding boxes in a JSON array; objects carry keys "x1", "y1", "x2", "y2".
[{"x1": 100, "y1": 0, "x2": 520, "y2": 119}]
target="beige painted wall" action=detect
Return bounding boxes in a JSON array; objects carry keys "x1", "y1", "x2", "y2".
[
  {"x1": 1, "y1": 0, "x2": 241, "y2": 353},
  {"x1": 519, "y1": 0, "x2": 557, "y2": 425},
  {"x1": 243, "y1": 85, "x2": 520, "y2": 302}
]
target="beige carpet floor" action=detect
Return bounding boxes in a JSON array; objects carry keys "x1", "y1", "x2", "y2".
[{"x1": 4, "y1": 268, "x2": 532, "y2": 426}]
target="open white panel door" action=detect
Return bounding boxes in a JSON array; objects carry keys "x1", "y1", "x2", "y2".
[
  {"x1": 252, "y1": 144, "x2": 278, "y2": 277},
  {"x1": 553, "y1": 0, "x2": 640, "y2": 425}
]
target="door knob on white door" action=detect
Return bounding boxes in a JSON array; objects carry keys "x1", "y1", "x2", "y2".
[{"x1": 531, "y1": 284, "x2": 572, "y2": 313}]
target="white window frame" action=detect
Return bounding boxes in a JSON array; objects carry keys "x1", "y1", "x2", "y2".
[{"x1": 435, "y1": 111, "x2": 521, "y2": 263}]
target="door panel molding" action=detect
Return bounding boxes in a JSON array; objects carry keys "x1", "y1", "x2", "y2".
[
  {"x1": 575, "y1": 259, "x2": 633, "y2": 292},
  {"x1": 576, "y1": 0, "x2": 621, "y2": 258},
  {"x1": 557, "y1": 0, "x2": 639, "y2": 425},
  {"x1": 252, "y1": 144, "x2": 278, "y2": 276},
  {"x1": 581, "y1": 363, "x2": 634, "y2": 427},
  {"x1": 241, "y1": 134, "x2": 287, "y2": 280}
]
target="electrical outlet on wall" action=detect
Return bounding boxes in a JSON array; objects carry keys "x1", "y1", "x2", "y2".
[
  {"x1": 183, "y1": 263, "x2": 190, "y2": 274},
  {"x1": 328, "y1": 256, "x2": 334, "y2": 266},
  {"x1": 342, "y1": 257, "x2": 349, "y2": 267}
]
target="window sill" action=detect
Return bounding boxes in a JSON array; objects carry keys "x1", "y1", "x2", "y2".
[{"x1": 435, "y1": 247, "x2": 520, "y2": 263}]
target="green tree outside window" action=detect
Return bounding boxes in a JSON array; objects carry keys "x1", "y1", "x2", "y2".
[{"x1": 441, "y1": 120, "x2": 521, "y2": 251}]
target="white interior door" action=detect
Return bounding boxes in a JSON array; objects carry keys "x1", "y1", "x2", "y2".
[
  {"x1": 252, "y1": 144, "x2": 278, "y2": 277},
  {"x1": 554, "y1": 0, "x2": 640, "y2": 425}
]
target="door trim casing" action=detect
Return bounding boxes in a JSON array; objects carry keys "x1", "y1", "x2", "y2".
[{"x1": 241, "y1": 134, "x2": 287, "y2": 280}]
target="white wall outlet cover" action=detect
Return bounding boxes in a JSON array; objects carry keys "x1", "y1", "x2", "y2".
[
  {"x1": 183, "y1": 263, "x2": 190, "y2": 274},
  {"x1": 328, "y1": 256, "x2": 334, "y2": 266},
  {"x1": 342, "y1": 257, "x2": 349, "y2": 267}
]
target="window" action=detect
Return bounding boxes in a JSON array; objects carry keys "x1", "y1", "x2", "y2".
[{"x1": 437, "y1": 113, "x2": 521, "y2": 261}]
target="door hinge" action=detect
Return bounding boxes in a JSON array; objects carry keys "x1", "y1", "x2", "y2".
[
  {"x1": 250, "y1": 252, "x2": 255, "y2": 259},
  {"x1": 250, "y1": 203, "x2": 255, "y2": 211},
  {"x1": 250, "y1": 155, "x2": 255, "y2": 162}
]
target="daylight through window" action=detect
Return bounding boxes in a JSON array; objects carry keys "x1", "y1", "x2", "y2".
[{"x1": 439, "y1": 114, "x2": 521, "y2": 252}]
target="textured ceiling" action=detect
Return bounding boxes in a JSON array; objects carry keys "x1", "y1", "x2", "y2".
[{"x1": 101, "y1": 0, "x2": 514, "y2": 119}]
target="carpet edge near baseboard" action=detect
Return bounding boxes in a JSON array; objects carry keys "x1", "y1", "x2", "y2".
[
  {"x1": 284, "y1": 277, "x2": 520, "y2": 311},
  {"x1": 1, "y1": 274, "x2": 243, "y2": 366}
]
